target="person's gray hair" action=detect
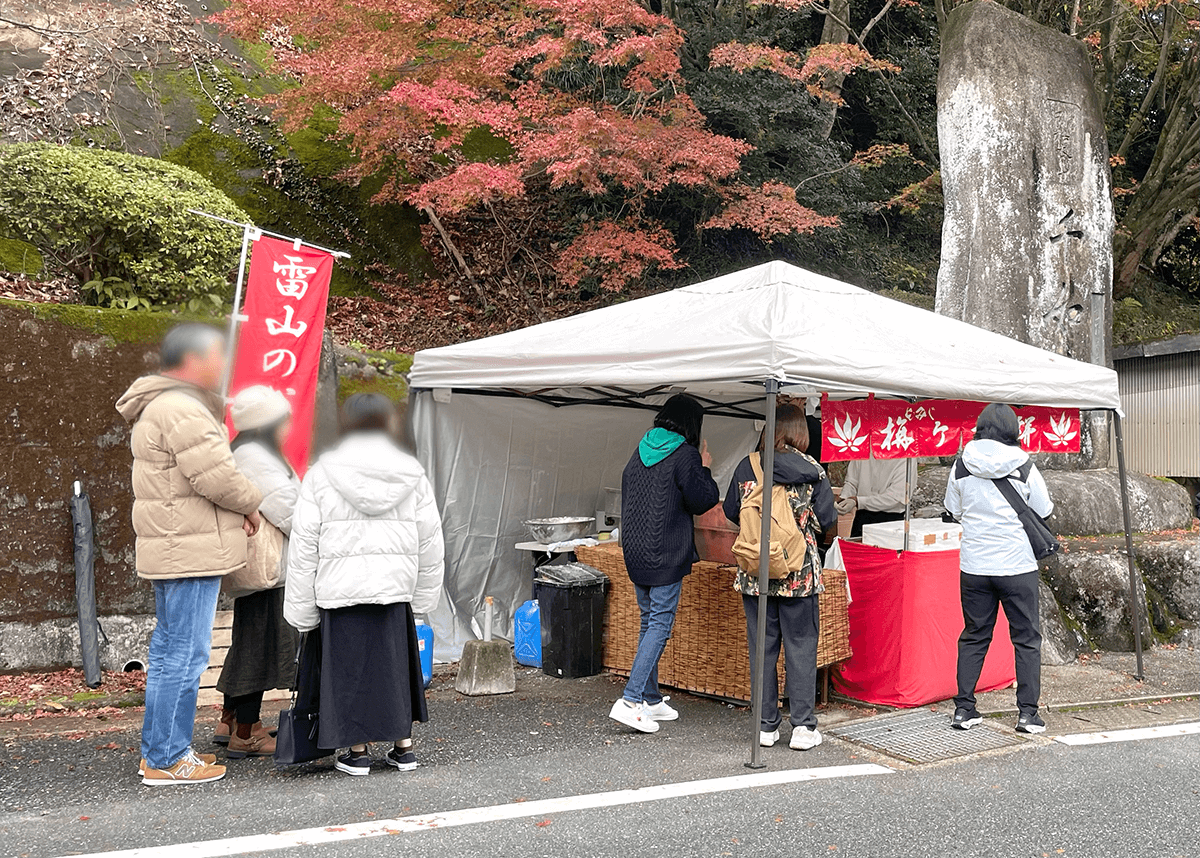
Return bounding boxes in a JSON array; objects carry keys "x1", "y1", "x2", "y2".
[{"x1": 160, "y1": 323, "x2": 225, "y2": 371}]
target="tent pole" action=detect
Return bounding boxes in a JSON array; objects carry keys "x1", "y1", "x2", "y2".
[
  {"x1": 903, "y1": 458, "x2": 914, "y2": 552},
  {"x1": 1113, "y1": 411, "x2": 1144, "y2": 681},
  {"x1": 747, "y1": 379, "x2": 779, "y2": 769}
]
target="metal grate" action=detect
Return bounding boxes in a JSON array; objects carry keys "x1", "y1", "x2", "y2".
[{"x1": 829, "y1": 709, "x2": 1027, "y2": 764}]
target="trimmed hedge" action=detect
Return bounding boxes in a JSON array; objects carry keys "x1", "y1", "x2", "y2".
[{"x1": 0, "y1": 143, "x2": 250, "y2": 309}]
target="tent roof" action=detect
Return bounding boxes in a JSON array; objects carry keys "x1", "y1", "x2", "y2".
[{"x1": 409, "y1": 261, "x2": 1120, "y2": 411}]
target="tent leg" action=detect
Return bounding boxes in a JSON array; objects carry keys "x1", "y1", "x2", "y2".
[
  {"x1": 747, "y1": 379, "x2": 779, "y2": 769},
  {"x1": 1113, "y1": 411, "x2": 1144, "y2": 681},
  {"x1": 902, "y1": 458, "x2": 915, "y2": 552}
]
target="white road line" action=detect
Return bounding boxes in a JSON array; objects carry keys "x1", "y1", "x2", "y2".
[
  {"x1": 57, "y1": 763, "x2": 893, "y2": 858},
  {"x1": 1054, "y1": 721, "x2": 1200, "y2": 746}
]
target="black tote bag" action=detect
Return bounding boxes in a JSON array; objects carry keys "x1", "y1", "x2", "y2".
[{"x1": 275, "y1": 631, "x2": 334, "y2": 767}]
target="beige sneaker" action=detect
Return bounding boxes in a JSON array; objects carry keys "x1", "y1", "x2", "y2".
[
  {"x1": 139, "y1": 752, "x2": 216, "y2": 776},
  {"x1": 142, "y1": 755, "x2": 226, "y2": 786}
]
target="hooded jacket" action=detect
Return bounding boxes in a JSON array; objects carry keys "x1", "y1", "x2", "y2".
[
  {"x1": 945, "y1": 439, "x2": 1054, "y2": 576},
  {"x1": 116, "y1": 376, "x2": 263, "y2": 580},
  {"x1": 620, "y1": 438, "x2": 720, "y2": 587},
  {"x1": 284, "y1": 432, "x2": 445, "y2": 632}
]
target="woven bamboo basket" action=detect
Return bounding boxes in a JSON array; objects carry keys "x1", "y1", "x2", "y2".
[{"x1": 577, "y1": 542, "x2": 851, "y2": 702}]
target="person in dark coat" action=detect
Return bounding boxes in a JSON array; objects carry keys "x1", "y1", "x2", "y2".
[
  {"x1": 611, "y1": 394, "x2": 720, "y2": 733},
  {"x1": 724, "y1": 403, "x2": 837, "y2": 751}
]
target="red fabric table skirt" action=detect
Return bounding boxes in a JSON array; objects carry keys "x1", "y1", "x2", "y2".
[{"x1": 831, "y1": 541, "x2": 1016, "y2": 707}]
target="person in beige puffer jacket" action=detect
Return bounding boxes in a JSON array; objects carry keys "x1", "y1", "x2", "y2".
[{"x1": 115, "y1": 323, "x2": 264, "y2": 787}]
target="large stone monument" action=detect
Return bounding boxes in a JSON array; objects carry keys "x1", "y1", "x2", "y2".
[{"x1": 935, "y1": 0, "x2": 1113, "y2": 468}]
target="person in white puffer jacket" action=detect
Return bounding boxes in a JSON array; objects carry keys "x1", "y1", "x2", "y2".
[
  {"x1": 945, "y1": 403, "x2": 1053, "y2": 737},
  {"x1": 285, "y1": 393, "x2": 445, "y2": 777}
]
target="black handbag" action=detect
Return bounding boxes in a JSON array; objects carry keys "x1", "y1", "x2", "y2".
[
  {"x1": 990, "y1": 476, "x2": 1060, "y2": 561},
  {"x1": 274, "y1": 632, "x2": 333, "y2": 767}
]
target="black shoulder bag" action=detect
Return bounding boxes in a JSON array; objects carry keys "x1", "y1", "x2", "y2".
[
  {"x1": 275, "y1": 631, "x2": 334, "y2": 767},
  {"x1": 989, "y1": 473, "x2": 1060, "y2": 561}
]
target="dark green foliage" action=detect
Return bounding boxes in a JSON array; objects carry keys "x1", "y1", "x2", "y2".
[{"x1": 0, "y1": 143, "x2": 248, "y2": 309}]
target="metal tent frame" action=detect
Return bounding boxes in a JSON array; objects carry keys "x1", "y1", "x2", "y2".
[{"x1": 419, "y1": 381, "x2": 1144, "y2": 769}]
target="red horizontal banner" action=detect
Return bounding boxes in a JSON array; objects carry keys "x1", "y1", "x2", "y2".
[{"x1": 821, "y1": 398, "x2": 1080, "y2": 461}]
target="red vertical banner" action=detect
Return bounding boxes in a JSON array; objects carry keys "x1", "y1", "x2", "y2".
[{"x1": 227, "y1": 235, "x2": 333, "y2": 475}]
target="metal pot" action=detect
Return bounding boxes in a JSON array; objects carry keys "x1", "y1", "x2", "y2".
[{"x1": 523, "y1": 516, "x2": 596, "y2": 544}]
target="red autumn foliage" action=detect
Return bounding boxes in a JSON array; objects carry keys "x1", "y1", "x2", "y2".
[
  {"x1": 215, "y1": 0, "x2": 838, "y2": 293},
  {"x1": 703, "y1": 182, "x2": 839, "y2": 239},
  {"x1": 711, "y1": 40, "x2": 900, "y2": 104}
]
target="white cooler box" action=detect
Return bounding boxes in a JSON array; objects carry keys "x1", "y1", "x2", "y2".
[{"x1": 861, "y1": 519, "x2": 963, "y2": 552}]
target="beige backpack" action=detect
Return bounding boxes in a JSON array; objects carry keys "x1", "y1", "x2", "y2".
[{"x1": 731, "y1": 454, "x2": 811, "y2": 579}]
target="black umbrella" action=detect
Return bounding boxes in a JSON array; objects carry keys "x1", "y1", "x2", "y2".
[{"x1": 70, "y1": 481, "x2": 102, "y2": 689}]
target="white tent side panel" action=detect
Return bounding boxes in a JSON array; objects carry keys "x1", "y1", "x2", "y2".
[{"x1": 413, "y1": 390, "x2": 758, "y2": 661}]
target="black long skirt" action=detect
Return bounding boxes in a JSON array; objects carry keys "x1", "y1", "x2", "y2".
[
  {"x1": 216, "y1": 587, "x2": 298, "y2": 698},
  {"x1": 317, "y1": 602, "x2": 428, "y2": 749}
]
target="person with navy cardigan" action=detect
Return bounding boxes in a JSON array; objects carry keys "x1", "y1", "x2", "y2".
[{"x1": 610, "y1": 394, "x2": 720, "y2": 734}]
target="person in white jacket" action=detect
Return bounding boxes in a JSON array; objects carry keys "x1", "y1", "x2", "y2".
[
  {"x1": 945, "y1": 403, "x2": 1053, "y2": 736},
  {"x1": 285, "y1": 393, "x2": 445, "y2": 777}
]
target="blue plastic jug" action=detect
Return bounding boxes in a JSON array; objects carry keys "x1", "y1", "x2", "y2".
[
  {"x1": 415, "y1": 622, "x2": 434, "y2": 688},
  {"x1": 513, "y1": 599, "x2": 542, "y2": 668}
]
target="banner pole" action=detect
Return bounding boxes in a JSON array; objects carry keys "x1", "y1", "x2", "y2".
[{"x1": 220, "y1": 224, "x2": 253, "y2": 398}]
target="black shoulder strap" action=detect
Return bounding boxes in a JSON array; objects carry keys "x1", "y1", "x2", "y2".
[
  {"x1": 954, "y1": 458, "x2": 970, "y2": 480},
  {"x1": 991, "y1": 475, "x2": 1032, "y2": 515},
  {"x1": 1013, "y1": 460, "x2": 1034, "y2": 483}
]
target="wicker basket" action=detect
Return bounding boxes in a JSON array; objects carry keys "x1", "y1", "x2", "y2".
[{"x1": 577, "y1": 542, "x2": 851, "y2": 703}]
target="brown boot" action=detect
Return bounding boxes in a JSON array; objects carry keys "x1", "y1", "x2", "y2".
[
  {"x1": 214, "y1": 709, "x2": 235, "y2": 746},
  {"x1": 227, "y1": 729, "x2": 276, "y2": 759}
]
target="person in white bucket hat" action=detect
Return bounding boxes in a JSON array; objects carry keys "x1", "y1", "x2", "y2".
[{"x1": 213, "y1": 385, "x2": 302, "y2": 759}]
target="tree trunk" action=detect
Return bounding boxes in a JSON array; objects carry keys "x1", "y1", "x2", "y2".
[
  {"x1": 1113, "y1": 50, "x2": 1199, "y2": 298},
  {"x1": 815, "y1": 0, "x2": 851, "y2": 139}
]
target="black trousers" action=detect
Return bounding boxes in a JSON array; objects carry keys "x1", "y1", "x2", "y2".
[
  {"x1": 955, "y1": 571, "x2": 1042, "y2": 715},
  {"x1": 224, "y1": 691, "x2": 264, "y2": 725},
  {"x1": 849, "y1": 509, "x2": 904, "y2": 538},
  {"x1": 742, "y1": 594, "x2": 819, "y2": 732}
]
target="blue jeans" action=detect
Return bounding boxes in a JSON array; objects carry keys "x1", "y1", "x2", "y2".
[
  {"x1": 623, "y1": 581, "x2": 683, "y2": 705},
  {"x1": 141, "y1": 576, "x2": 221, "y2": 770}
]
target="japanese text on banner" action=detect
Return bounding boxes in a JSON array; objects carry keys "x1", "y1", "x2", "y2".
[{"x1": 226, "y1": 236, "x2": 334, "y2": 475}]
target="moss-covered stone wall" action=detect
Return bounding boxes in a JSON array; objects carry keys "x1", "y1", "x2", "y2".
[{"x1": 0, "y1": 301, "x2": 169, "y2": 623}]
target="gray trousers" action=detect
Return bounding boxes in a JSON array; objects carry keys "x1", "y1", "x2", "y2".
[{"x1": 742, "y1": 593, "x2": 819, "y2": 732}]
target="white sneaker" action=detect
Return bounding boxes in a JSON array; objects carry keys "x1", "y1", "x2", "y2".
[
  {"x1": 760, "y1": 729, "x2": 780, "y2": 747},
  {"x1": 790, "y1": 726, "x2": 822, "y2": 750},
  {"x1": 608, "y1": 699, "x2": 660, "y2": 734},
  {"x1": 644, "y1": 697, "x2": 679, "y2": 721}
]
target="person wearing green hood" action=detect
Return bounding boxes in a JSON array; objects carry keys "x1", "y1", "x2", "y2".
[{"x1": 610, "y1": 394, "x2": 720, "y2": 733}]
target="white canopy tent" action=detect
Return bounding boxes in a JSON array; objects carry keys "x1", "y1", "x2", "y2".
[{"x1": 409, "y1": 261, "x2": 1140, "y2": 767}]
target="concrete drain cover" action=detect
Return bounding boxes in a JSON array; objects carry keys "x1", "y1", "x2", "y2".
[{"x1": 829, "y1": 709, "x2": 1027, "y2": 764}]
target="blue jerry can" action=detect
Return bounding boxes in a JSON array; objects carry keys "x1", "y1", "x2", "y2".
[
  {"x1": 415, "y1": 622, "x2": 434, "y2": 688},
  {"x1": 513, "y1": 599, "x2": 542, "y2": 668}
]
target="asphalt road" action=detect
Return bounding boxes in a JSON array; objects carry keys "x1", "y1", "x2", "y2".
[{"x1": 1, "y1": 673, "x2": 1196, "y2": 858}]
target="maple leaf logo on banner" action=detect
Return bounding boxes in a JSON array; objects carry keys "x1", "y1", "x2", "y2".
[
  {"x1": 828, "y1": 414, "x2": 868, "y2": 453},
  {"x1": 1044, "y1": 413, "x2": 1079, "y2": 448}
]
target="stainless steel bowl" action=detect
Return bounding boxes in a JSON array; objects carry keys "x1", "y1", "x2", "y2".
[{"x1": 523, "y1": 516, "x2": 596, "y2": 544}]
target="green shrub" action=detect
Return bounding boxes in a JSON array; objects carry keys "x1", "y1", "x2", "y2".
[{"x1": 0, "y1": 143, "x2": 250, "y2": 309}]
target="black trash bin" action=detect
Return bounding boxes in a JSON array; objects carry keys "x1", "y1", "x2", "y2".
[{"x1": 534, "y1": 563, "x2": 608, "y2": 679}]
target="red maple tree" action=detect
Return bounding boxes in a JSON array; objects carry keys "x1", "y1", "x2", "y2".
[{"x1": 216, "y1": 0, "x2": 853, "y2": 292}]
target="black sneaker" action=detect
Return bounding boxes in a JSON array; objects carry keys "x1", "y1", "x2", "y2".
[
  {"x1": 385, "y1": 747, "x2": 418, "y2": 772},
  {"x1": 335, "y1": 750, "x2": 372, "y2": 777},
  {"x1": 1016, "y1": 712, "x2": 1046, "y2": 734},
  {"x1": 951, "y1": 707, "x2": 983, "y2": 730}
]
